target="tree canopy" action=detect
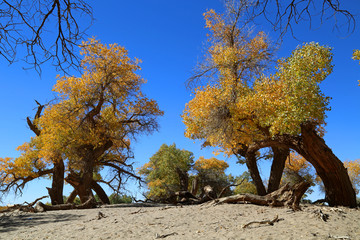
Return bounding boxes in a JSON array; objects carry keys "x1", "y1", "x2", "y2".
[
  {"x1": 0, "y1": 38, "x2": 163, "y2": 204},
  {"x1": 183, "y1": 5, "x2": 356, "y2": 207},
  {"x1": 139, "y1": 143, "x2": 194, "y2": 202}
]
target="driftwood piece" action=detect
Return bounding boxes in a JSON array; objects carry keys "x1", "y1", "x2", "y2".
[
  {"x1": 0, "y1": 196, "x2": 48, "y2": 213},
  {"x1": 210, "y1": 182, "x2": 311, "y2": 210},
  {"x1": 35, "y1": 196, "x2": 96, "y2": 212}
]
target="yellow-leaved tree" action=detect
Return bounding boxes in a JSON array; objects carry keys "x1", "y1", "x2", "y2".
[
  {"x1": 183, "y1": 4, "x2": 356, "y2": 207},
  {"x1": 0, "y1": 38, "x2": 163, "y2": 205}
]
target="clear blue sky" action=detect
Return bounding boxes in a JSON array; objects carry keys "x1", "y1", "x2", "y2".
[{"x1": 1, "y1": 0, "x2": 359, "y2": 204}]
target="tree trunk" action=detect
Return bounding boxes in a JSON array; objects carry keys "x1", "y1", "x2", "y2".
[
  {"x1": 66, "y1": 189, "x2": 78, "y2": 203},
  {"x1": 295, "y1": 123, "x2": 357, "y2": 207},
  {"x1": 176, "y1": 167, "x2": 189, "y2": 192},
  {"x1": 91, "y1": 180, "x2": 110, "y2": 204},
  {"x1": 247, "y1": 122, "x2": 357, "y2": 207},
  {"x1": 267, "y1": 147, "x2": 289, "y2": 193},
  {"x1": 65, "y1": 170, "x2": 94, "y2": 204},
  {"x1": 245, "y1": 151, "x2": 266, "y2": 196},
  {"x1": 190, "y1": 176, "x2": 199, "y2": 196},
  {"x1": 47, "y1": 158, "x2": 65, "y2": 205}
]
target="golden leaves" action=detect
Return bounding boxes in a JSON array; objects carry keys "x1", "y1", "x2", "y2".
[
  {"x1": 344, "y1": 159, "x2": 360, "y2": 194},
  {"x1": 1, "y1": 37, "x2": 163, "y2": 187},
  {"x1": 194, "y1": 156, "x2": 229, "y2": 173}
]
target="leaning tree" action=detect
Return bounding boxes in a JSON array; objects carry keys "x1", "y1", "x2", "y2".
[{"x1": 183, "y1": 5, "x2": 356, "y2": 207}]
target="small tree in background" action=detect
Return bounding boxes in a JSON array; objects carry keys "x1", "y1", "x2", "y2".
[
  {"x1": 232, "y1": 171, "x2": 257, "y2": 195},
  {"x1": 138, "y1": 143, "x2": 194, "y2": 202},
  {"x1": 193, "y1": 157, "x2": 231, "y2": 197}
]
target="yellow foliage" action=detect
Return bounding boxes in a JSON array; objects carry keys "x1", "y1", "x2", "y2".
[
  {"x1": 1, "y1": 38, "x2": 163, "y2": 191},
  {"x1": 352, "y1": 49, "x2": 360, "y2": 85},
  {"x1": 285, "y1": 152, "x2": 311, "y2": 174},
  {"x1": 344, "y1": 159, "x2": 360, "y2": 194},
  {"x1": 193, "y1": 156, "x2": 229, "y2": 173}
]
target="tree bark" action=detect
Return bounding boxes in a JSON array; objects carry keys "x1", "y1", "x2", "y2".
[
  {"x1": 245, "y1": 151, "x2": 266, "y2": 196},
  {"x1": 267, "y1": 147, "x2": 289, "y2": 193},
  {"x1": 91, "y1": 180, "x2": 110, "y2": 204},
  {"x1": 66, "y1": 189, "x2": 78, "y2": 203},
  {"x1": 67, "y1": 142, "x2": 112, "y2": 204},
  {"x1": 295, "y1": 123, "x2": 357, "y2": 207},
  {"x1": 245, "y1": 122, "x2": 357, "y2": 207},
  {"x1": 65, "y1": 170, "x2": 94, "y2": 204},
  {"x1": 47, "y1": 158, "x2": 65, "y2": 205},
  {"x1": 190, "y1": 176, "x2": 199, "y2": 196}
]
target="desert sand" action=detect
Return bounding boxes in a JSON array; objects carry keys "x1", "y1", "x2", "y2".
[{"x1": 0, "y1": 203, "x2": 359, "y2": 240}]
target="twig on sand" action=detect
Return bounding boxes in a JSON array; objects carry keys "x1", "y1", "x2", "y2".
[
  {"x1": 155, "y1": 232, "x2": 178, "y2": 239},
  {"x1": 130, "y1": 208, "x2": 145, "y2": 214},
  {"x1": 242, "y1": 215, "x2": 281, "y2": 229},
  {"x1": 328, "y1": 234, "x2": 351, "y2": 239}
]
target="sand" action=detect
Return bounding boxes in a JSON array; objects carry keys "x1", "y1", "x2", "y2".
[{"x1": 0, "y1": 203, "x2": 359, "y2": 240}]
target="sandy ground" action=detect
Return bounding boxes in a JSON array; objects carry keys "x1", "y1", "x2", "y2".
[{"x1": 0, "y1": 203, "x2": 359, "y2": 240}]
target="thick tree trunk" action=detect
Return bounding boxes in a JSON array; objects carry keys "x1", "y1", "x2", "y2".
[
  {"x1": 267, "y1": 147, "x2": 289, "y2": 193},
  {"x1": 295, "y1": 123, "x2": 357, "y2": 207},
  {"x1": 91, "y1": 180, "x2": 110, "y2": 204},
  {"x1": 245, "y1": 151, "x2": 266, "y2": 196},
  {"x1": 47, "y1": 158, "x2": 65, "y2": 205},
  {"x1": 247, "y1": 122, "x2": 357, "y2": 207},
  {"x1": 65, "y1": 170, "x2": 94, "y2": 204}
]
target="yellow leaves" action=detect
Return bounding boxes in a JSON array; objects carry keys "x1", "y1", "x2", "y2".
[
  {"x1": 36, "y1": 37, "x2": 163, "y2": 166},
  {"x1": 184, "y1": 39, "x2": 333, "y2": 157},
  {"x1": 203, "y1": 9, "x2": 225, "y2": 38},
  {"x1": 285, "y1": 152, "x2": 311, "y2": 173},
  {"x1": 352, "y1": 49, "x2": 360, "y2": 61},
  {"x1": 352, "y1": 49, "x2": 360, "y2": 85},
  {"x1": 193, "y1": 156, "x2": 228, "y2": 173},
  {"x1": 344, "y1": 159, "x2": 360, "y2": 194}
]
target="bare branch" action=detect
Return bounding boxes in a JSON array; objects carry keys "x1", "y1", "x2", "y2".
[{"x1": 0, "y1": 0, "x2": 93, "y2": 74}]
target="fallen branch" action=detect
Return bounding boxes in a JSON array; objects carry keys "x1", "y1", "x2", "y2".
[
  {"x1": 35, "y1": 196, "x2": 96, "y2": 212},
  {"x1": 0, "y1": 195, "x2": 48, "y2": 213},
  {"x1": 210, "y1": 182, "x2": 311, "y2": 211},
  {"x1": 242, "y1": 215, "x2": 280, "y2": 229}
]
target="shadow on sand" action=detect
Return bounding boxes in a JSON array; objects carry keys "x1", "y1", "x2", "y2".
[{"x1": 0, "y1": 211, "x2": 84, "y2": 233}]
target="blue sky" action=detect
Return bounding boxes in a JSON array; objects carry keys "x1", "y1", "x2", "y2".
[{"x1": 1, "y1": 0, "x2": 359, "y2": 204}]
